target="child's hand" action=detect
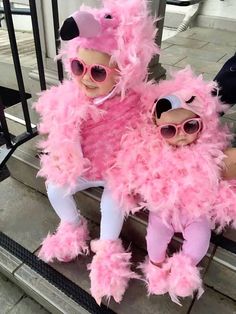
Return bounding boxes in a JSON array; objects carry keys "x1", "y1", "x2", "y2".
[{"x1": 222, "y1": 148, "x2": 236, "y2": 180}]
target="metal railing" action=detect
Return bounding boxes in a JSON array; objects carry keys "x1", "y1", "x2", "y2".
[
  {"x1": 0, "y1": 0, "x2": 63, "y2": 168},
  {"x1": 0, "y1": 7, "x2": 31, "y2": 15},
  {"x1": 166, "y1": 0, "x2": 201, "y2": 5}
]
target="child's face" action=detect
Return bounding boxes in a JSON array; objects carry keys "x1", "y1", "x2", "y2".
[
  {"x1": 73, "y1": 48, "x2": 118, "y2": 98},
  {"x1": 155, "y1": 108, "x2": 201, "y2": 147}
]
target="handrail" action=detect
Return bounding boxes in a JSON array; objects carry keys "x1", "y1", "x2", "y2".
[
  {"x1": 0, "y1": 7, "x2": 31, "y2": 15},
  {"x1": 51, "y1": 0, "x2": 63, "y2": 82},
  {"x1": 166, "y1": 0, "x2": 201, "y2": 6},
  {"x1": 0, "y1": 0, "x2": 63, "y2": 168}
]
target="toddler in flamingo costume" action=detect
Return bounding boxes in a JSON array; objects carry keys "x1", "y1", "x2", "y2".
[
  {"x1": 34, "y1": 0, "x2": 158, "y2": 304},
  {"x1": 107, "y1": 67, "x2": 236, "y2": 305}
]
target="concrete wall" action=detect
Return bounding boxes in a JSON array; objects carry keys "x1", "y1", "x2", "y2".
[
  {"x1": 167, "y1": 0, "x2": 236, "y2": 20},
  {"x1": 42, "y1": 0, "x2": 100, "y2": 59},
  {"x1": 166, "y1": 0, "x2": 236, "y2": 19},
  {"x1": 165, "y1": 0, "x2": 236, "y2": 31},
  {"x1": 199, "y1": 0, "x2": 236, "y2": 19}
]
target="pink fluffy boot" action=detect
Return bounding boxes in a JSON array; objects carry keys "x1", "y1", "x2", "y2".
[
  {"x1": 140, "y1": 258, "x2": 170, "y2": 295},
  {"x1": 88, "y1": 239, "x2": 139, "y2": 305},
  {"x1": 167, "y1": 252, "x2": 204, "y2": 305},
  {"x1": 38, "y1": 217, "x2": 89, "y2": 263}
]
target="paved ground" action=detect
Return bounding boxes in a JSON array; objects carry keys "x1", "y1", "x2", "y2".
[
  {"x1": 0, "y1": 273, "x2": 49, "y2": 314},
  {"x1": 160, "y1": 27, "x2": 236, "y2": 83}
]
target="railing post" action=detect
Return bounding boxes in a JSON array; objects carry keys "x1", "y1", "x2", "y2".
[
  {"x1": 0, "y1": 0, "x2": 38, "y2": 168},
  {"x1": 0, "y1": 96, "x2": 12, "y2": 149},
  {"x1": 150, "y1": 0, "x2": 167, "y2": 80},
  {"x1": 51, "y1": 0, "x2": 63, "y2": 82},
  {"x1": 29, "y1": 0, "x2": 47, "y2": 91},
  {"x1": 2, "y1": 0, "x2": 33, "y2": 134}
]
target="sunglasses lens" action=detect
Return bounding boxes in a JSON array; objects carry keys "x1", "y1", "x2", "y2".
[
  {"x1": 71, "y1": 60, "x2": 84, "y2": 76},
  {"x1": 160, "y1": 125, "x2": 176, "y2": 139},
  {"x1": 91, "y1": 65, "x2": 107, "y2": 82},
  {"x1": 184, "y1": 120, "x2": 200, "y2": 134}
]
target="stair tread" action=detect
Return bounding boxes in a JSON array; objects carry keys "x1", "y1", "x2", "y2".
[{"x1": 0, "y1": 177, "x2": 194, "y2": 313}]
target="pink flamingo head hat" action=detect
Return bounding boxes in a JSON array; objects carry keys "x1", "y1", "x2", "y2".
[
  {"x1": 150, "y1": 66, "x2": 230, "y2": 142},
  {"x1": 59, "y1": 0, "x2": 159, "y2": 97}
]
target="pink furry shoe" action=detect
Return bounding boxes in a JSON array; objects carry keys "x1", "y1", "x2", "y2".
[
  {"x1": 140, "y1": 258, "x2": 170, "y2": 295},
  {"x1": 88, "y1": 239, "x2": 139, "y2": 305},
  {"x1": 167, "y1": 252, "x2": 204, "y2": 305},
  {"x1": 38, "y1": 217, "x2": 89, "y2": 263}
]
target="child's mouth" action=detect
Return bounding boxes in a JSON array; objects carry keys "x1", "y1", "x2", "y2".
[{"x1": 83, "y1": 83, "x2": 97, "y2": 90}]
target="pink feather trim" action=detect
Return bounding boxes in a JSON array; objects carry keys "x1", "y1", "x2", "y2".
[
  {"x1": 167, "y1": 252, "x2": 204, "y2": 306},
  {"x1": 140, "y1": 257, "x2": 170, "y2": 295},
  {"x1": 38, "y1": 218, "x2": 89, "y2": 263},
  {"x1": 88, "y1": 239, "x2": 139, "y2": 305}
]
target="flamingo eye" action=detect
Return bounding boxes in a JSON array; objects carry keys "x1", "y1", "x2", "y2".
[
  {"x1": 104, "y1": 14, "x2": 112, "y2": 19},
  {"x1": 185, "y1": 96, "x2": 196, "y2": 104}
]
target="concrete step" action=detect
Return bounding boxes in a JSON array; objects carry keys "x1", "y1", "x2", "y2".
[
  {"x1": 1, "y1": 177, "x2": 193, "y2": 314},
  {"x1": 1, "y1": 177, "x2": 236, "y2": 314},
  {"x1": 0, "y1": 273, "x2": 49, "y2": 314}
]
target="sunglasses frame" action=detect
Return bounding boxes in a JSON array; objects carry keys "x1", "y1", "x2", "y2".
[
  {"x1": 70, "y1": 58, "x2": 118, "y2": 83},
  {"x1": 157, "y1": 117, "x2": 203, "y2": 139}
]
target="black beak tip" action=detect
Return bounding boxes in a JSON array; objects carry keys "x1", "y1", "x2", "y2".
[
  {"x1": 155, "y1": 98, "x2": 172, "y2": 119},
  {"x1": 60, "y1": 16, "x2": 80, "y2": 41}
]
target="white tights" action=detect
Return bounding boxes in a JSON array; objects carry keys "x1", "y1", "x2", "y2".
[{"x1": 46, "y1": 177, "x2": 124, "y2": 240}]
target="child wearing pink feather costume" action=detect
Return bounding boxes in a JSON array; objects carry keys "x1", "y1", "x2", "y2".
[
  {"x1": 107, "y1": 67, "x2": 236, "y2": 305},
  {"x1": 34, "y1": 0, "x2": 158, "y2": 305}
]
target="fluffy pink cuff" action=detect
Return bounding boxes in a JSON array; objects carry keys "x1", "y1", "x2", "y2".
[
  {"x1": 38, "y1": 218, "x2": 89, "y2": 262},
  {"x1": 167, "y1": 252, "x2": 204, "y2": 306},
  {"x1": 140, "y1": 257, "x2": 170, "y2": 295},
  {"x1": 88, "y1": 239, "x2": 139, "y2": 305}
]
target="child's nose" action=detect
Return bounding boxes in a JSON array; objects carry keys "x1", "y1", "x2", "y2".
[
  {"x1": 82, "y1": 70, "x2": 92, "y2": 81},
  {"x1": 177, "y1": 127, "x2": 185, "y2": 136}
]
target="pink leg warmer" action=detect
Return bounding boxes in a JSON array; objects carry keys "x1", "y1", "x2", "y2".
[
  {"x1": 38, "y1": 217, "x2": 89, "y2": 263},
  {"x1": 88, "y1": 239, "x2": 139, "y2": 305},
  {"x1": 167, "y1": 252, "x2": 204, "y2": 306},
  {"x1": 140, "y1": 258, "x2": 170, "y2": 295}
]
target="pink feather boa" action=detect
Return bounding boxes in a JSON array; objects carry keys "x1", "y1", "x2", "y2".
[{"x1": 34, "y1": 80, "x2": 146, "y2": 191}]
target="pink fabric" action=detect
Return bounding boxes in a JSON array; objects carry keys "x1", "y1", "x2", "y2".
[
  {"x1": 80, "y1": 92, "x2": 142, "y2": 180},
  {"x1": 147, "y1": 213, "x2": 211, "y2": 265},
  {"x1": 146, "y1": 212, "x2": 173, "y2": 263},
  {"x1": 182, "y1": 217, "x2": 211, "y2": 264},
  {"x1": 71, "y1": 11, "x2": 102, "y2": 39}
]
